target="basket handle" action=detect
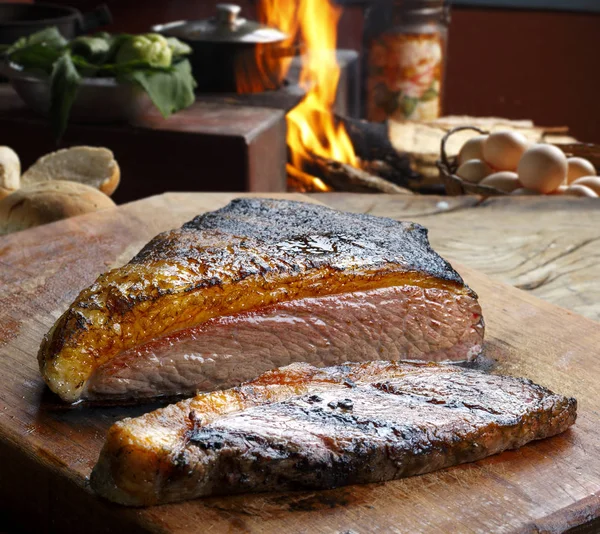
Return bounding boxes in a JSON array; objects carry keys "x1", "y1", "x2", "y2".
[{"x1": 440, "y1": 125, "x2": 488, "y2": 170}]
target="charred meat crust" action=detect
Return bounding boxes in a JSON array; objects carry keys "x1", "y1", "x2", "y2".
[
  {"x1": 90, "y1": 361, "x2": 577, "y2": 506},
  {"x1": 38, "y1": 198, "x2": 478, "y2": 402},
  {"x1": 134, "y1": 198, "x2": 463, "y2": 285}
]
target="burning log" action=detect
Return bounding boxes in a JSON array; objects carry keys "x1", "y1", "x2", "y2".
[
  {"x1": 304, "y1": 153, "x2": 412, "y2": 194},
  {"x1": 335, "y1": 115, "x2": 422, "y2": 189},
  {"x1": 359, "y1": 159, "x2": 407, "y2": 185},
  {"x1": 285, "y1": 106, "x2": 421, "y2": 193},
  {"x1": 286, "y1": 163, "x2": 332, "y2": 193},
  {"x1": 287, "y1": 106, "x2": 419, "y2": 188}
]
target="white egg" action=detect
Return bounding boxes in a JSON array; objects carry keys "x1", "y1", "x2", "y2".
[
  {"x1": 458, "y1": 135, "x2": 488, "y2": 165},
  {"x1": 479, "y1": 171, "x2": 520, "y2": 193},
  {"x1": 456, "y1": 159, "x2": 493, "y2": 184},
  {"x1": 564, "y1": 184, "x2": 599, "y2": 198},
  {"x1": 567, "y1": 157, "x2": 596, "y2": 184},
  {"x1": 572, "y1": 176, "x2": 600, "y2": 195},
  {"x1": 517, "y1": 144, "x2": 567, "y2": 194},
  {"x1": 482, "y1": 130, "x2": 528, "y2": 171},
  {"x1": 511, "y1": 188, "x2": 538, "y2": 196}
]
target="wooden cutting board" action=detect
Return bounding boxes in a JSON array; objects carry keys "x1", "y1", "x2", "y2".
[{"x1": 1, "y1": 193, "x2": 599, "y2": 534}]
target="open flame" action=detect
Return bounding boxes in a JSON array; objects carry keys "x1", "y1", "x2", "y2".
[
  {"x1": 236, "y1": 0, "x2": 299, "y2": 94},
  {"x1": 257, "y1": 0, "x2": 358, "y2": 187}
]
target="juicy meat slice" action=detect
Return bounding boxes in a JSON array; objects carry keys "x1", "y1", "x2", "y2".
[
  {"x1": 38, "y1": 198, "x2": 484, "y2": 403},
  {"x1": 91, "y1": 361, "x2": 577, "y2": 506},
  {"x1": 85, "y1": 285, "x2": 483, "y2": 400}
]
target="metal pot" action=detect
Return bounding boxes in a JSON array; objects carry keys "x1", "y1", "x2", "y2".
[
  {"x1": 3, "y1": 62, "x2": 152, "y2": 124},
  {"x1": 152, "y1": 3, "x2": 296, "y2": 93},
  {"x1": 0, "y1": 3, "x2": 112, "y2": 45}
]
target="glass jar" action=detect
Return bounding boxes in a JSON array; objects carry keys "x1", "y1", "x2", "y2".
[{"x1": 363, "y1": 0, "x2": 450, "y2": 122}]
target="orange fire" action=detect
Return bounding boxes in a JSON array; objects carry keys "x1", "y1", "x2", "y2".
[
  {"x1": 286, "y1": 163, "x2": 330, "y2": 192},
  {"x1": 257, "y1": 0, "x2": 358, "y2": 183},
  {"x1": 237, "y1": 1, "x2": 299, "y2": 94}
]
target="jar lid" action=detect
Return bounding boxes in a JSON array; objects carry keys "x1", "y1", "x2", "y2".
[
  {"x1": 394, "y1": 0, "x2": 446, "y2": 8},
  {"x1": 153, "y1": 4, "x2": 288, "y2": 44}
]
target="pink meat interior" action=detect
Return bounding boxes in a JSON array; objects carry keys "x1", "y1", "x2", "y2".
[{"x1": 84, "y1": 285, "x2": 484, "y2": 400}]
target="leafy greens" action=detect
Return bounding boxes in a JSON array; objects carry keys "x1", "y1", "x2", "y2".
[
  {"x1": 121, "y1": 60, "x2": 195, "y2": 117},
  {"x1": 3, "y1": 28, "x2": 197, "y2": 140},
  {"x1": 50, "y1": 53, "x2": 82, "y2": 141}
]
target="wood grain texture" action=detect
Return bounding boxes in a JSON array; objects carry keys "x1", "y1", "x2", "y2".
[
  {"x1": 1, "y1": 193, "x2": 599, "y2": 534},
  {"x1": 319, "y1": 194, "x2": 600, "y2": 322}
]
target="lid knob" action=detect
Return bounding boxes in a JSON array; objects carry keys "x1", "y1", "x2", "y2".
[{"x1": 215, "y1": 4, "x2": 242, "y2": 27}]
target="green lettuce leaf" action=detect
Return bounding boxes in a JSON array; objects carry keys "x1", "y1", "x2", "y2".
[
  {"x1": 50, "y1": 53, "x2": 81, "y2": 140},
  {"x1": 6, "y1": 27, "x2": 66, "y2": 56},
  {"x1": 7, "y1": 43, "x2": 62, "y2": 74},
  {"x1": 166, "y1": 37, "x2": 192, "y2": 57},
  {"x1": 68, "y1": 35, "x2": 112, "y2": 65},
  {"x1": 120, "y1": 59, "x2": 196, "y2": 117}
]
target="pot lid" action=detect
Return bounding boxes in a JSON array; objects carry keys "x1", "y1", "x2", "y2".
[{"x1": 155, "y1": 4, "x2": 288, "y2": 44}]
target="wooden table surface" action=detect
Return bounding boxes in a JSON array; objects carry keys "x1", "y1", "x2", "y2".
[
  {"x1": 1, "y1": 192, "x2": 599, "y2": 534},
  {"x1": 318, "y1": 193, "x2": 600, "y2": 321}
]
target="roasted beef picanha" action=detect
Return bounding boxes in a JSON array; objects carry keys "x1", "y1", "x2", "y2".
[
  {"x1": 91, "y1": 360, "x2": 577, "y2": 506},
  {"x1": 39, "y1": 198, "x2": 484, "y2": 403}
]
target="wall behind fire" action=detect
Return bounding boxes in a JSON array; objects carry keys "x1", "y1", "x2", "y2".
[{"x1": 29, "y1": 0, "x2": 600, "y2": 143}]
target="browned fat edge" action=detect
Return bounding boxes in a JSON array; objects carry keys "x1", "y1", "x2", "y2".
[{"x1": 39, "y1": 268, "x2": 471, "y2": 402}]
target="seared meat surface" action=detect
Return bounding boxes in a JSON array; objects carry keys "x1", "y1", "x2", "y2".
[
  {"x1": 39, "y1": 198, "x2": 483, "y2": 403},
  {"x1": 91, "y1": 361, "x2": 576, "y2": 506}
]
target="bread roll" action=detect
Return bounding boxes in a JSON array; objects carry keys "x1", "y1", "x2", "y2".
[
  {"x1": 21, "y1": 146, "x2": 120, "y2": 196},
  {"x1": 0, "y1": 181, "x2": 116, "y2": 235},
  {"x1": 0, "y1": 146, "x2": 21, "y2": 200}
]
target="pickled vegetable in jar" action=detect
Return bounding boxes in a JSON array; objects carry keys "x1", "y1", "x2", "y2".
[{"x1": 364, "y1": 0, "x2": 449, "y2": 122}]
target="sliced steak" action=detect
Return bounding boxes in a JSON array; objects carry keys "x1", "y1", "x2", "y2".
[
  {"x1": 85, "y1": 285, "x2": 482, "y2": 400},
  {"x1": 91, "y1": 361, "x2": 576, "y2": 506},
  {"x1": 39, "y1": 198, "x2": 484, "y2": 403}
]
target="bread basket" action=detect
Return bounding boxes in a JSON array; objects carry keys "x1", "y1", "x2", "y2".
[{"x1": 437, "y1": 125, "x2": 600, "y2": 196}]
